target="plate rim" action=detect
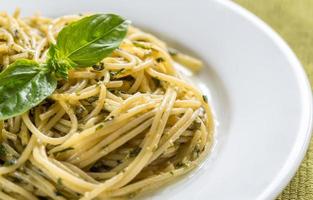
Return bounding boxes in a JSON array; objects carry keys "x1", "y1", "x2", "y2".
[
  {"x1": 219, "y1": 0, "x2": 313, "y2": 199},
  {"x1": 1, "y1": 0, "x2": 312, "y2": 199}
]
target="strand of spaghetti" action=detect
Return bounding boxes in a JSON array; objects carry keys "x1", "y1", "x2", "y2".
[
  {"x1": 39, "y1": 108, "x2": 65, "y2": 131},
  {"x1": 9, "y1": 52, "x2": 29, "y2": 62},
  {"x1": 106, "y1": 80, "x2": 124, "y2": 88},
  {"x1": 68, "y1": 109, "x2": 156, "y2": 162},
  {"x1": 0, "y1": 176, "x2": 38, "y2": 200},
  {"x1": 84, "y1": 84, "x2": 107, "y2": 120},
  {"x1": 76, "y1": 118, "x2": 154, "y2": 168},
  {"x1": 58, "y1": 100, "x2": 78, "y2": 133},
  {"x1": 146, "y1": 68, "x2": 202, "y2": 100},
  {"x1": 129, "y1": 70, "x2": 144, "y2": 93},
  {"x1": 88, "y1": 158, "x2": 134, "y2": 179},
  {"x1": 129, "y1": 32, "x2": 167, "y2": 49},
  {"x1": 29, "y1": 157, "x2": 86, "y2": 194},
  {"x1": 54, "y1": 123, "x2": 70, "y2": 134},
  {"x1": 22, "y1": 113, "x2": 68, "y2": 145},
  {"x1": 11, "y1": 116, "x2": 21, "y2": 133},
  {"x1": 16, "y1": 18, "x2": 38, "y2": 49},
  {"x1": 88, "y1": 171, "x2": 118, "y2": 180},
  {"x1": 0, "y1": 134, "x2": 36, "y2": 174},
  {"x1": 105, "y1": 93, "x2": 145, "y2": 120},
  {"x1": 69, "y1": 70, "x2": 97, "y2": 79},
  {"x1": 94, "y1": 91, "x2": 176, "y2": 195},
  {"x1": 0, "y1": 191, "x2": 16, "y2": 200},
  {"x1": 104, "y1": 49, "x2": 137, "y2": 70},
  {"x1": 19, "y1": 122, "x2": 30, "y2": 145},
  {"x1": 52, "y1": 85, "x2": 99, "y2": 100},
  {"x1": 79, "y1": 88, "x2": 175, "y2": 200},
  {"x1": 0, "y1": 44, "x2": 9, "y2": 53},
  {"x1": 71, "y1": 102, "x2": 159, "y2": 151},
  {"x1": 7, "y1": 14, "x2": 31, "y2": 48},
  {"x1": 34, "y1": 38, "x2": 47, "y2": 61},
  {"x1": 62, "y1": 162, "x2": 99, "y2": 184},
  {"x1": 139, "y1": 75, "x2": 151, "y2": 92},
  {"x1": 51, "y1": 102, "x2": 157, "y2": 152},
  {"x1": 64, "y1": 79, "x2": 88, "y2": 94},
  {"x1": 174, "y1": 99, "x2": 201, "y2": 108},
  {"x1": 39, "y1": 46, "x2": 49, "y2": 62},
  {"x1": 25, "y1": 169, "x2": 66, "y2": 200},
  {"x1": 39, "y1": 103, "x2": 61, "y2": 120},
  {"x1": 150, "y1": 109, "x2": 199, "y2": 163},
  {"x1": 184, "y1": 130, "x2": 202, "y2": 160},
  {"x1": 34, "y1": 107, "x2": 43, "y2": 126},
  {"x1": 199, "y1": 120, "x2": 211, "y2": 150},
  {"x1": 146, "y1": 67, "x2": 214, "y2": 129},
  {"x1": 134, "y1": 41, "x2": 175, "y2": 75},
  {"x1": 132, "y1": 59, "x2": 153, "y2": 72},
  {"x1": 0, "y1": 28, "x2": 14, "y2": 45},
  {"x1": 109, "y1": 167, "x2": 188, "y2": 197},
  {"x1": 112, "y1": 88, "x2": 177, "y2": 189},
  {"x1": 33, "y1": 146, "x2": 97, "y2": 192},
  {"x1": 83, "y1": 115, "x2": 105, "y2": 128}
]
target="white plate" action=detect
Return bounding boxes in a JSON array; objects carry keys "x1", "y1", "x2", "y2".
[{"x1": 3, "y1": 0, "x2": 313, "y2": 199}]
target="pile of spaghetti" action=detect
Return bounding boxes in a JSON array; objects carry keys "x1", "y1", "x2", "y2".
[{"x1": 0, "y1": 10, "x2": 214, "y2": 200}]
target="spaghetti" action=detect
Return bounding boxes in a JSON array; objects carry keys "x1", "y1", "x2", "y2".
[{"x1": 0, "y1": 9, "x2": 214, "y2": 200}]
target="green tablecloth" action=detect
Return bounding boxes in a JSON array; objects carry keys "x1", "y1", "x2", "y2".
[{"x1": 235, "y1": 1, "x2": 313, "y2": 199}]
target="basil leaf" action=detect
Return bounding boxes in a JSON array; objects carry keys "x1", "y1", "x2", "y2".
[
  {"x1": 0, "y1": 59, "x2": 57, "y2": 120},
  {"x1": 55, "y1": 14, "x2": 130, "y2": 67}
]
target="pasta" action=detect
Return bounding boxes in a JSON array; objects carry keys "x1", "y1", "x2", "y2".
[{"x1": 0, "y1": 9, "x2": 214, "y2": 200}]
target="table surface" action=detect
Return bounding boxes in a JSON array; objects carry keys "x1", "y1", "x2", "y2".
[{"x1": 235, "y1": 0, "x2": 313, "y2": 199}]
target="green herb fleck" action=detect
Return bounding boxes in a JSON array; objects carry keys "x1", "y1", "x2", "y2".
[
  {"x1": 87, "y1": 96, "x2": 99, "y2": 103},
  {"x1": 13, "y1": 29, "x2": 19, "y2": 38},
  {"x1": 58, "y1": 147, "x2": 74, "y2": 154},
  {"x1": 55, "y1": 190, "x2": 63, "y2": 197},
  {"x1": 168, "y1": 48, "x2": 178, "y2": 56},
  {"x1": 174, "y1": 162, "x2": 187, "y2": 169},
  {"x1": 153, "y1": 78, "x2": 161, "y2": 87},
  {"x1": 130, "y1": 147, "x2": 141, "y2": 157},
  {"x1": 104, "y1": 116, "x2": 114, "y2": 122},
  {"x1": 4, "y1": 159, "x2": 17, "y2": 166},
  {"x1": 133, "y1": 41, "x2": 150, "y2": 49},
  {"x1": 128, "y1": 192, "x2": 138, "y2": 199},
  {"x1": 110, "y1": 68, "x2": 125, "y2": 78},
  {"x1": 96, "y1": 124, "x2": 104, "y2": 130},
  {"x1": 56, "y1": 178, "x2": 63, "y2": 188},
  {"x1": 156, "y1": 57, "x2": 165, "y2": 63},
  {"x1": 0, "y1": 144, "x2": 6, "y2": 158},
  {"x1": 55, "y1": 178, "x2": 64, "y2": 196},
  {"x1": 92, "y1": 63, "x2": 104, "y2": 71},
  {"x1": 75, "y1": 105, "x2": 85, "y2": 119},
  {"x1": 202, "y1": 95, "x2": 208, "y2": 103},
  {"x1": 192, "y1": 144, "x2": 201, "y2": 159},
  {"x1": 188, "y1": 120, "x2": 201, "y2": 131}
]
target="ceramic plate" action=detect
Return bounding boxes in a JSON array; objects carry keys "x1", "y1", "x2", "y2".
[{"x1": 2, "y1": 0, "x2": 312, "y2": 199}]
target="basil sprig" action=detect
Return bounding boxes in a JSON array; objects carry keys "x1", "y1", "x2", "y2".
[{"x1": 0, "y1": 14, "x2": 130, "y2": 120}]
